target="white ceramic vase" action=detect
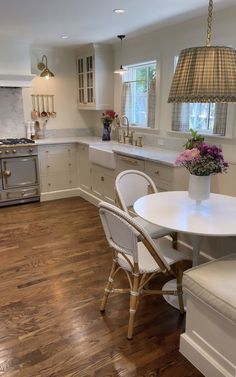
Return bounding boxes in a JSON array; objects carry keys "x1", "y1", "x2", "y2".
[{"x1": 188, "y1": 174, "x2": 211, "y2": 204}]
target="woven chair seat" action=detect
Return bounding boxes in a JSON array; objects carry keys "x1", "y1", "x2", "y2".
[
  {"x1": 133, "y1": 216, "x2": 172, "y2": 239},
  {"x1": 118, "y1": 237, "x2": 188, "y2": 274}
]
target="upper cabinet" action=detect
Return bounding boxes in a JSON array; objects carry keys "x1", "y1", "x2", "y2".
[{"x1": 76, "y1": 44, "x2": 114, "y2": 110}]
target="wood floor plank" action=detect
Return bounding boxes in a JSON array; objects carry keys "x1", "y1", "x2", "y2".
[{"x1": 0, "y1": 197, "x2": 203, "y2": 376}]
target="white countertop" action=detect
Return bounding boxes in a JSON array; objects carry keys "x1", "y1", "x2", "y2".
[{"x1": 35, "y1": 137, "x2": 180, "y2": 166}]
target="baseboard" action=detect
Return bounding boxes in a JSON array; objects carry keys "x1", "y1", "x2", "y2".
[
  {"x1": 180, "y1": 334, "x2": 234, "y2": 377},
  {"x1": 40, "y1": 188, "x2": 80, "y2": 202},
  {"x1": 77, "y1": 188, "x2": 101, "y2": 206},
  {"x1": 177, "y1": 240, "x2": 213, "y2": 263}
]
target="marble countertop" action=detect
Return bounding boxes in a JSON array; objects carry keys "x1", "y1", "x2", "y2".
[{"x1": 35, "y1": 137, "x2": 180, "y2": 166}]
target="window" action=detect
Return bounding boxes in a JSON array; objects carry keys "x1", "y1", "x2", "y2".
[
  {"x1": 172, "y1": 102, "x2": 228, "y2": 135},
  {"x1": 171, "y1": 57, "x2": 228, "y2": 136},
  {"x1": 121, "y1": 61, "x2": 157, "y2": 128}
]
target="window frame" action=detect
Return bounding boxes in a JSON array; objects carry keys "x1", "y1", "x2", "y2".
[
  {"x1": 122, "y1": 60, "x2": 159, "y2": 129},
  {"x1": 169, "y1": 56, "x2": 236, "y2": 139}
]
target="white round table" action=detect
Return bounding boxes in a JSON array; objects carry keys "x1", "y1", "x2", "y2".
[{"x1": 134, "y1": 191, "x2": 236, "y2": 309}]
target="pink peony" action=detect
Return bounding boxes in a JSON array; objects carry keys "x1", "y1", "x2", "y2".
[{"x1": 175, "y1": 148, "x2": 200, "y2": 165}]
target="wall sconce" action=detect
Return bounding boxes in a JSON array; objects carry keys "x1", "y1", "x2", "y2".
[
  {"x1": 168, "y1": 0, "x2": 236, "y2": 103},
  {"x1": 37, "y1": 55, "x2": 54, "y2": 80}
]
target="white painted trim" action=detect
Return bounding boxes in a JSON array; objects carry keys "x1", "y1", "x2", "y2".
[
  {"x1": 77, "y1": 188, "x2": 100, "y2": 206},
  {"x1": 180, "y1": 334, "x2": 234, "y2": 377},
  {"x1": 0, "y1": 74, "x2": 35, "y2": 87},
  {"x1": 40, "y1": 188, "x2": 80, "y2": 202}
]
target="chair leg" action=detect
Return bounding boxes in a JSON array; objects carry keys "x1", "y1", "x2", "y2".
[
  {"x1": 171, "y1": 232, "x2": 178, "y2": 249},
  {"x1": 100, "y1": 259, "x2": 117, "y2": 312},
  {"x1": 127, "y1": 274, "x2": 140, "y2": 340},
  {"x1": 176, "y1": 261, "x2": 185, "y2": 314}
]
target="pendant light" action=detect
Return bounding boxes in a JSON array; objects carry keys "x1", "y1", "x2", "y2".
[
  {"x1": 37, "y1": 55, "x2": 54, "y2": 80},
  {"x1": 114, "y1": 35, "x2": 127, "y2": 75},
  {"x1": 168, "y1": 0, "x2": 236, "y2": 103}
]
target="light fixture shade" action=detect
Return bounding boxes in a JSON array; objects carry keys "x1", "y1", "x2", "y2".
[
  {"x1": 37, "y1": 55, "x2": 54, "y2": 79},
  {"x1": 114, "y1": 64, "x2": 127, "y2": 75},
  {"x1": 40, "y1": 68, "x2": 54, "y2": 78},
  {"x1": 168, "y1": 46, "x2": 236, "y2": 103}
]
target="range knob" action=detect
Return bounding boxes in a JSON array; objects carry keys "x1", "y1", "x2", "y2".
[
  {"x1": 12, "y1": 149, "x2": 17, "y2": 154},
  {"x1": 5, "y1": 150, "x2": 10, "y2": 154}
]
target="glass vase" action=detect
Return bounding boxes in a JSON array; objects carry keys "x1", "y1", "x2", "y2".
[{"x1": 102, "y1": 121, "x2": 111, "y2": 141}]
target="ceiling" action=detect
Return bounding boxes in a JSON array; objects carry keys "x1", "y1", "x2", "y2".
[{"x1": 0, "y1": 0, "x2": 235, "y2": 47}]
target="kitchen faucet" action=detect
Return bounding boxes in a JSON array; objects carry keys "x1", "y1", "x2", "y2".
[
  {"x1": 121, "y1": 115, "x2": 133, "y2": 144},
  {"x1": 121, "y1": 115, "x2": 129, "y2": 137}
]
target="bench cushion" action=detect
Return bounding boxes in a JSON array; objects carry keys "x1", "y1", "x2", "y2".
[{"x1": 183, "y1": 253, "x2": 236, "y2": 324}]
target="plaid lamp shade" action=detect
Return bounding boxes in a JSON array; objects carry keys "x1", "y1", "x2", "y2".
[{"x1": 168, "y1": 46, "x2": 236, "y2": 103}]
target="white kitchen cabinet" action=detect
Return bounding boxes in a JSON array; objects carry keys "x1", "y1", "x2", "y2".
[
  {"x1": 116, "y1": 154, "x2": 145, "y2": 173},
  {"x1": 145, "y1": 160, "x2": 188, "y2": 191},
  {"x1": 38, "y1": 144, "x2": 78, "y2": 200},
  {"x1": 77, "y1": 144, "x2": 91, "y2": 192},
  {"x1": 76, "y1": 44, "x2": 113, "y2": 110},
  {"x1": 91, "y1": 165, "x2": 115, "y2": 204}
]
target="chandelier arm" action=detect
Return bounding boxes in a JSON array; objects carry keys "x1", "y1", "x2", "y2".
[{"x1": 206, "y1": 0, "x2": 213, "y2": 47}]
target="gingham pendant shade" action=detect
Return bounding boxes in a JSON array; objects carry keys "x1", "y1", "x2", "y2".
[{"x1": 168, "y1": 0, "x2": 236, "y2": 103}]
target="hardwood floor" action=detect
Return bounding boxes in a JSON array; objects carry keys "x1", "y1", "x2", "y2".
[{"x1": 0, "y1": 197, "x2": 203, "y2": 377}]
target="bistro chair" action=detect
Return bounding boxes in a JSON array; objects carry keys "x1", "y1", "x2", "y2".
[
  {"x1": 115, "y1": 170, "x2": 177, "y2": 248},
  {"x1": 99, "y1": 201, "x2": 188, "y2": 339}
]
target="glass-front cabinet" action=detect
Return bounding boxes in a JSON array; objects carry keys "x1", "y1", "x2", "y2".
[
  {"x1": 76, "y1": 44, "x2": 113, "y2": 110},
  {"x1": 77, "y1": 55, "x2": 94, "y2": 106}
]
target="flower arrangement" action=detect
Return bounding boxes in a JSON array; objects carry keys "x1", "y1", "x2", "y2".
[
  {"x1": 175, "y1": 129, "x2": 228, "y2": 176},
  {"x1": 101, "y1": 110, "x2": 119, "y2": 126},
  {"x1": 101, "y1": 110, "x2": 120, "y2": 141}
]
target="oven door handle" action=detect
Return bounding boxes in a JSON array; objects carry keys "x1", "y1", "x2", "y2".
[{"x1": 3, "y1": 162, "x2": 11, "y2": 184}]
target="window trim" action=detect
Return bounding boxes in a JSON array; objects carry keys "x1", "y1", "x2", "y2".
[
  {"x1": 169, "y1": 56, "x2": 236, "y2": 139},
  {"x1": 168, "y1": 103, "x2": 235, "y2": 139},
  {"x1": 122, "y1": 60, "x2": 159, "y2": 129}
]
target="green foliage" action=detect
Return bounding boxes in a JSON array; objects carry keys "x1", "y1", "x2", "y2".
[{"x1": 184, "y1": 129, "x2": 205, "y2": 149}]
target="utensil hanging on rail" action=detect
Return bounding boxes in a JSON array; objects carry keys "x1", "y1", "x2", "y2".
[
  {"x1": 41, "y1": 96, "x2": 47, "y2": 118},
  {"x1": 36, "y1": 95, "x2": 41, "y2": 117},
  {"x1": 31, "y1": 96, "x2": 38, "y2": 120},
  {"x1": 46, "y1": 95, "x2": 51, "y2": 117},
  {"x1": 51, "y1": 95, "x2": 56, "y2": 118}
]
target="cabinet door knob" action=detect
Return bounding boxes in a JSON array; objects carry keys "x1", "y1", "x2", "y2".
[
  {"x1": 101, "y1": 176, "x2": 104, "y2": 181},
  {"x1": 155, "y1": 171, "x2": 159, "y2": 175},
  {"x1": 68, "y1": 163, "x2": 72, "y2": 167}
]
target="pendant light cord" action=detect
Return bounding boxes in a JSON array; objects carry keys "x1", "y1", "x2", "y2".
[{"x1": 206, "y1": 0, "x2": 213, "y2": 47}]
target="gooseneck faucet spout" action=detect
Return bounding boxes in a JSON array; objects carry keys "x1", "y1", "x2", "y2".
[{"x1": 121, "y1": 115, "x2": 129, "y2": 136}]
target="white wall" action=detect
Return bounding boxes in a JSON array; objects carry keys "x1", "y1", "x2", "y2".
[
  {"x1": 112, "y1": 5, "x2": 236, "y2": 161},
  {"x1": 0, "y1": 38, "x2": 31, "y2": 75},
  {"x1": 22, "y1": 46, "x2": 93, "y2": 132}
]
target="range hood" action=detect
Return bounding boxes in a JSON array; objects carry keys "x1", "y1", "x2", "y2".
[
  {"x1": 0, "y1": 74, "x2": 35, "y2": 87},
  {"x1": 0, "y1": 40, "x2": 35, "y2": 87}
]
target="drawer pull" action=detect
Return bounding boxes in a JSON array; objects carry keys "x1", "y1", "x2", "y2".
[
  {"x1": 120, "y1": 156, "x2": 138, "y2": 165},
  {"x1": 47, "y1": 165, "x2": 50, "y2": 168},
  {"x1": 101, "y1": 176, "x2": 104, "y2": 181}
]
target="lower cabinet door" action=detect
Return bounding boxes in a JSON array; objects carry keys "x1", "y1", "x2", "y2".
[
  {"x1": 41, "y1": 174, "x2": 77, "y2": 192},
  {"x1": 91, "y1": 165, "x2": 115, "y2": 203},
  {"x1": 103, "y1": 174, "x2": 115, "y2": 204},
  {"x1": 91, "y1": 169, "x2": 103, "y2": 199}
]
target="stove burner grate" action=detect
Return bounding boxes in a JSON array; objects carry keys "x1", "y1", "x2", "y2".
[{"x1": 0, "y1": 138, "x2": 35, "y2": 145}]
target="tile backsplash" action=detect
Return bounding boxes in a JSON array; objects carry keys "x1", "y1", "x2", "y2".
[{"x1": 0, "y1": 88, "x2": 25, "y2": 138}]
